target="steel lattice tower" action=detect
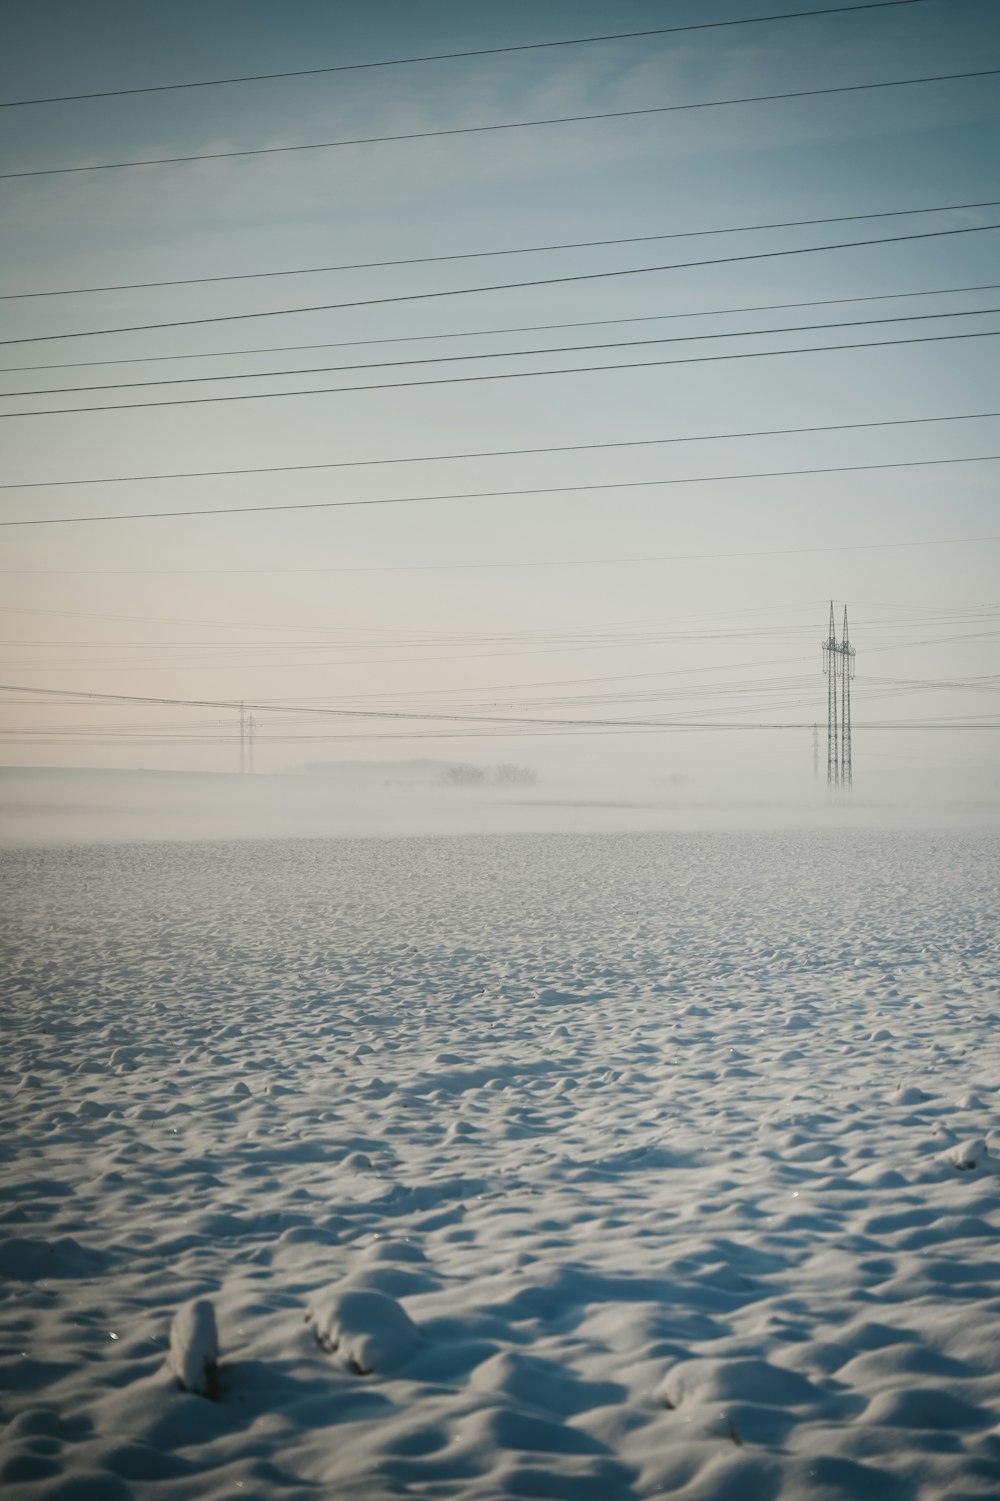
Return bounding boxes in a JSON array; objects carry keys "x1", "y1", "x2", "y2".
[
  {"x1": 823, "y1": 602, "x2": 839, "y2": 787},
  {"x1": 821, "y1": 602, "x2": 856, "y2": 789},
  {"x1": 840, "y1": 606, "x2": 855, "y2": 787}
]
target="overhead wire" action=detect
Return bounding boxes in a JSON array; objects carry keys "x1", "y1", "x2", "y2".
[
  {"x1": 5, "y1": 536, "x2": 996, "y2": 576},
  {"x1": 11, "y1": 680, "x2": 995, "y2": 737},
  {"x1": 2, "y1": 408, "x2": 995, "y2": 493},
  {"x1": 8, "y1": 304, "x2": 999, "y2": 399},
  {"x1": 0, "y1": 2, "x2": 929, "y2": 107},
  {"x1": 0, "y1": 655, "x2": 820, "y2": 706},
  {"x1": 4, "y1": 624, "x2": 998, "y2": 675},
  {"x1": 1, "y1": 669, "x2": 996, "y2": 735},
  {"x1": 3, "y1": 655, "x2": 996, "y2": 711},
  {"x1": 4, "y1": 222, "x2": 998, "y2": 347},
  {"x1": 11, "y1": 602, "x2": 987, "y2": 650},
  {"x1": 9, "y1": 675, "x2": 987, "y2": 721},
  {"x1": 2, "y1": 599, "x2": 993, "y2": 640},
  {"x1": 4, "y1": 669, "x2": 993, "y2": 711},
  {"x1": 7, "y1": 280, "x2": 998, "y2": 373},
  {"x1": 269, "y1": 657, "x2": 998, "y2": 704},
  {"x1": 4, "y1": 65, "x2": 995, "y2": 180},
  {"x1": 0, "y1": 598, "x2": 835, "y2": 631},
  {"x1": 22, "y1": 617, "x2": 994, "y2": 648},
  {"x1": 3, "y1": 330, "x2": 999, "y2": 425},
  {"x1": 7, "y1": 194, "x2": 994, "y2": 300},
  {"x1": 3, "y1": 454, "x2": 999, "y2": 529},
  {"x1": 1, "y1": 724, "x2": 996, "y2": 745},
  {"x1": 3, "y1": 727, "x2": 994, "y2": 748},
  {"x1": 0, "y1": 599, "x2": 849, "y2": 635},
  {"x1": 2, "y1": 453, "x2": 998, "y2": 528}
]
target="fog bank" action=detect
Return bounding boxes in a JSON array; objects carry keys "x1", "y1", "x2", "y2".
[{"x1": 1, "y1": 765, "x2": 996, "y2": 845}]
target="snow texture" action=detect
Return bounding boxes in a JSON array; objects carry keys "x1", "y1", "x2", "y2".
[{"x1": 1, "y1": 831, "x2": 999, "y2": 1500}]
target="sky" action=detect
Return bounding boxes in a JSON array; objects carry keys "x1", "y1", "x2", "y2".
[{"x1": 0, "y1": 0, "x2": 998, "y2": 806}]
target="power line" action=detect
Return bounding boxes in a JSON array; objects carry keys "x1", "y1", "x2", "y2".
[
  {"x1": 18, "y1": 616, "x2": 995, "y2": 646},
  {"x1": 6, "y1": 687, "x2": 997, "y2": 723},
  {"x1": 0, "y1": 601, "x2": 990, "y2": 641},
  {"x1": 7, "y1": 305, "x2": 996, "y2": 399},
  {"x1": 7, "y1": 633, "x2": 998, "y2": 674},
  {"x1": 6, "y1": 222, "x2": 996, "y2": 347},
  {"x1": 0, "y1": 656, "x2": 831, "y2": 700},
  {"x1": 7, "y1": 630, "x2": 994, "y2": 668},
  {"x1": 2, "y1": 453, "x2": 996, "y2": 528},
  {"x1": 5, "y1": 65, "x2": 993, "y2": 181},
  {"x1": 4, "y1": 622, "x2": 997, "y2": 675},
  {"x1": 8, "y1": 194, "x2": 993, "y2": 300},
  {"x1": 0, "y1": 679, "x2": 994, "y2": 736},
  {"x1": 46, "y1": 713, "x2": 992, "y2": 740},
  {"x1": 2, "y1": 598, "x2": 837, "y2": 633},
  {"x1": 10, "y1": 626, "x2": 997, "y2": 649},
  {"x1": 0, "y1": 408, "x2": 993, "y2": 492},
  {"x1": 0, "y1": 672, "x2": 986, "y2": 730},
  {"x1": 3, "y1": 721, "x2": 994, "y2": 738},
  {"x1": 3, "y1": 535, "x2": 997, "y2": 578},
  {"x1": 0, "y1": 3, "x2": 928, "y2": 108},
  {"x1": 3, "y1": 328, "x2": 998, "y2": 421},
  {"x1": 8, "y1": 281, "x2": 998, "y2": 373}
]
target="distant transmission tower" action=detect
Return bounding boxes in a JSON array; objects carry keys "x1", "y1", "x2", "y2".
[
  {"x1": 823, "y1": 603, "x2": 839, "y2": 787},
  {"x1": 841, "y1": 607, "x2": 854, "y2": 787},
  {"x1": 821, "y1": 602, "x2": 856, "y2": 788}
]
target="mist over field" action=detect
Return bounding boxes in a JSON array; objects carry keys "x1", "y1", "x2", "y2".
[{"x1": 2, "y1": 755, "x2": 997, "y2": 846}]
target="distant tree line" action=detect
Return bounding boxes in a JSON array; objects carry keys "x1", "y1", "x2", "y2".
[{"x1": 440, "y1": 763, "x2": 538, "y2": 788}]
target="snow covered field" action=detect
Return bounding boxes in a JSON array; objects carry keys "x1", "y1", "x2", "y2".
[{"x1": 2, "y1": 831, "x2": 999, "y2": 1500}]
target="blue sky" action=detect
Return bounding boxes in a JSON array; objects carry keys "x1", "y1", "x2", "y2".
[{"x1": 0, "y1": 0, "x2": 997, "y2": 798}]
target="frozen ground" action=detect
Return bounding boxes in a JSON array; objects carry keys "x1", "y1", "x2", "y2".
[{"x1": 1, "y1": 831, "x2": 999, "y2": 1501}]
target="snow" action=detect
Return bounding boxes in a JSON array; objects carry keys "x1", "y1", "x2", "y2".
[
  {"x1": 1, "y1": 830, "x2": 999, "y2": 1499},
  {"x1": 940, "y1": 1138, "x2": 999, "y2": 1174},
  {"x1": 310, "y1": 1287, "x2": 423, "y2": 1373},
  {"x1": 167, "y1": 1299, "x2": 218, "y2": 1395}
]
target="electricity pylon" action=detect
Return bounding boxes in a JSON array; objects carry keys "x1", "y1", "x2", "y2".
[
  {"x1": 823, "y1": 602, "x2": 839, "y2": 787},
  {"x1": 822, "y1": 602, "x2": 855, "y2": 788},
  {"x1": 840, "y1": 606, "x2": 855, "y2": 787}
]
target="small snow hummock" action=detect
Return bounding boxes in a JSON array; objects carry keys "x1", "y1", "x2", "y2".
[
  {"x1": 168, "y1": 1298, "x2": 219, "y2": 1396},
  {"x1": 940, "y1": 1138, "x2": 999, "y2": 1174},
  {"x1": 309, "y1": 1288, "x2": 421, "y2": 1374},
  {"x1": 892, "y1": 1084, "x2": 928, "y2": 1106}
]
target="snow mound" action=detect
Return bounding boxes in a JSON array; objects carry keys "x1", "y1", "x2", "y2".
[
  {"x1": 0, "y1": 1234, "x2": 111, "y2": 1280},
  {"x1": 940, "y1": 1138, "x2": 999, "y2": 1174},
  {"x1": 167, "y1": 1298, "x2": 219, "y2": 1396},
  {"x1": 893, "y1": 1084, "x2": 928, "y2": 1106},
  {"x1": 361, "y1": 1237, "x2": 426, "y2": 1264},
  {"x1": 658, "y1": 1356, "x2": 821, "y2": 1411},
  {"x1": 310, "y1": 1287, "x2": 422, "y2": 1373}
]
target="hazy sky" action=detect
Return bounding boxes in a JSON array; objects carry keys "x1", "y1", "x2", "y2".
[{"x1": 1, "y1": 0, "x2": 998, "y2": 801}]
